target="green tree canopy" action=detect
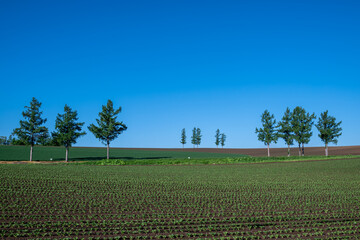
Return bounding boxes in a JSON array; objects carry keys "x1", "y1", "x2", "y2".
[
  {"x1": 0, "y1": 135, "x2": 13, "y2": 145},
  {"x1": 0, "y1": 136, "x2": 7, "y2": 145},
  {"x1": 220, "y1": 133, "x2": 226, "y2": 148},
  {"x1": 215, "y1": 129, "x2": 220, "y2": 148},
  {"x1": 278, "y1": 107, "x2": 294, "y2": 156},
  {"x1": 315, "y1": 110, "x2": 342, "y2": 156},
  {"x1": 88, "y1": 100, "x2": 127, "y2": 159},
  {"x1": 291, "y1": 106, "x2": 316, "y2": 156},
  {"x1": 190, "y1": 127, "x2": 202, "y2": 148},
  {"x1": 191, "y1": 127, "x2": 197, "y2": 148},
  {"x1": 13, "y1": 97, "x2": 49, "y2": 161},
  {"x1": 54, "y1": 105, "x2": 86, "y2": 161},
  {"x1": 196, "y1": 128, "x2": 202, "y2": 147},
  {"x1": 180, "y1": 128, "x2": 186, "y2": 148},
  {"x1": 255, "y1": 110, "x2": 278, "y2": 157}
]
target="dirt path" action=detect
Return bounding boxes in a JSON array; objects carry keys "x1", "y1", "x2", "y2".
[{"x1": 0, "y1": 161, "x2": 64, "y2": 164}]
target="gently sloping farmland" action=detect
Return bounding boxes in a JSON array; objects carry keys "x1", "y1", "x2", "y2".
[
  {"x1": 0, "y1": 145, "x2": 247, "y2": 161},
  {"x1": 133, "y1": 145, "x2": 360, "y2": 157},
  {"x1": 1, "y1": 145, "x2": 359, "y2": 162},
  {"x1": 1, "y1": 158, "x2": 360, "y2": 239}
]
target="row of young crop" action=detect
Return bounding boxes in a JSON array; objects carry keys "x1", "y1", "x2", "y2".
[
  {"x1": 1, "y1": 162, "x2": 360, "y2": 238},
  {"x1": 2, "y1": 223, "x2": 359, "y2": 239}
]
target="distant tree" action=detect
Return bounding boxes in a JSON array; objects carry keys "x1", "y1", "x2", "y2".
[
  {"x1": 38, "y1": 132, "x2": 51, "y2": 146},
  {"x1": 291, "y1": 106, "x2": 316, "y2": 156},
  {"x1": 88, "y1": 100, "x2": 127, "y2": 159},
  {"x1": 278, "y1": 107, "x2": 294, "y2": 157},
  {"x1": 45, "y1": 133, "x2": 62, "y2": 146},
  {"x1": 13, "y1": 97, "x2": 49, "y2": 161},
  {"x1": 54, "y1": 105, "x2": 86, "y2": 162},
  {"x1": 6, "y1": 134, "x2": 13, "y2": 145},
  {"x1": 10, "y1": 136, "x2": 26, "y2": 145},
  {"x1": 315, "y1": 110, "x2": 342, "y2": 156},
  {"x1": 191, "y1": 127, "x2": 197, "y2": 148},
  {"x1": 0, "y1": 136, "x2": 7, "y2": 145},
  {"x1": 220, "y1": 133, "x2": 226, "y2": 148},
  {"x1": 0, "y1": 134, "x2": 14, "y2": 145},
  {"x1": 255, "y1": 110, "x2": 278, "y2": 157},
  {"x1": 196, "y1": 128, "x2": 202, "y2": 148},
  {"x1": 215, "y1": 129, "x2": 220, "y2": 148},
  {"x1": 180, "y1": 128, "x2": 186, "y2": 148},
  {"x1": 35, "y1": 132, "x2": 61, "y2": 146}
]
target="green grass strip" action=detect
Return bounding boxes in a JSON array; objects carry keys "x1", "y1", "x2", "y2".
[{"x1": 75, "y1": 155, "x2": 360, "y2": 166}]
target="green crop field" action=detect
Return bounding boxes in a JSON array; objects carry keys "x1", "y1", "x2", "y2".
[
  {"x1": 1, "y1": 158, "x2": 360, "y2": 238},
  {"x1": 0, "y1": 145, "x2": 247, "y2": 161}
]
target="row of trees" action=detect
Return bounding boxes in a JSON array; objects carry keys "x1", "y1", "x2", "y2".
[
  {"x1": 180, "y1": 128, "x2": 227, "y2": 148},
  {"x1": 9, "y1": 98, "x2": 127, "y2": 161},
  {"x1": 4, "y1": 99, "x2": 342, "y2": 160},
  {"x1": 255, "y1": 106, "x2": 342, "y2": 157}
]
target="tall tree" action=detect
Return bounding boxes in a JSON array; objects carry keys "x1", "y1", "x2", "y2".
[
  {"x1": 196, "y1": 128, "x2": 202, "y2": 148},
  {"x1": 291, "y1": 106, "x2": 316, "y2": 156},
  {"x1": 278, "y1": 107, "x2": 294, "y2": 157},
  {"x1": 88, "y1": 100, "x2": 127, "y2": 159},
  {"x1": 255, "y1": 110, "x2": 278, "y2": 157},
  {"x1": 220, "y1": 133, "x2": 226, "y2": 148},
  {"x1": 180, "y1": 128, "x2": 186, "y2": 148},
  {"x1": 315, "y1": 110, "x2": 342, "y2": 156},
  {"x1": 54, "y1": 105, "x2": 86, "y2": 162},
  {"x1": 13, "y1": 97, "x2": 49, "y2": 161},
  {"x1": 191, "y1": 127, "x2": 197, "y2": 148},
  {"x1": 215, "y1": 129, "x2": 220, "y2": 148}
]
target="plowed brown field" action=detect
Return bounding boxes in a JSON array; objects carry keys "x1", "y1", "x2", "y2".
[{"x1": 118, "y1": 145, "x2": 360, "y2": 157}]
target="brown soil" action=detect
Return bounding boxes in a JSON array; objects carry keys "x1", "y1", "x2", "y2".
[{"x1": 115, "y1": 145, "x2": 360, "y2": 157}]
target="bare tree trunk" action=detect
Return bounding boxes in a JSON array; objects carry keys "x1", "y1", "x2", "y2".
[
  {"x1": 298, "y1": 143, "x2": 301, "y2": 156},
  {"x1": 267, "y1": 144, "x2": 270, "y2": 157},
  {"x1": 107, "y1": 141, "x2": 110, "y2": 160},
  {"x1": 287, "y1": 144, "x2": 290, "y2": 157},
  {"x1": 325, "y1": 143, "x2": 328, "y2": 157},
  {"x1": 30, "y1": 145, "x2": 33, "y2": 161},
  {"x1": 65, "y1": 147, "x2": 69, "y2": 162},
  {"x1": 182, "y1": 144, "x2": 184, "y2": 149},
  {"x1": 302, "y1": 143, "x2": 305, "y2": 156}
]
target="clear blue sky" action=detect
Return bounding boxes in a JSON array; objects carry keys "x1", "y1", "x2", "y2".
[{"x1": 1, "y1": 0, "x2": 359, "y2": 148}]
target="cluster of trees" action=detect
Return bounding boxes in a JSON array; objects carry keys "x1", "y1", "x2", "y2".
[
  {"x1": 215, "y1": 129, "x2": 226, "y2": 148},
  {"x1": 180, "y1": 128, "x2": 226, "y2": 148},
  {"x1": 191, "y1": 127, "x2": 202, "y2": 148},
  {"x1": 7, "y1": 98, "x2": 127, "y2": 161},
  {"x1": 255, "y1": 106, "x2": 342, "y2": 157},
  {"x1": 0, "y1": 135, "x2": 13, "y2": 145},
  {"x1": 180, "y1": 128, "x2": 202, "y2": 148}
]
